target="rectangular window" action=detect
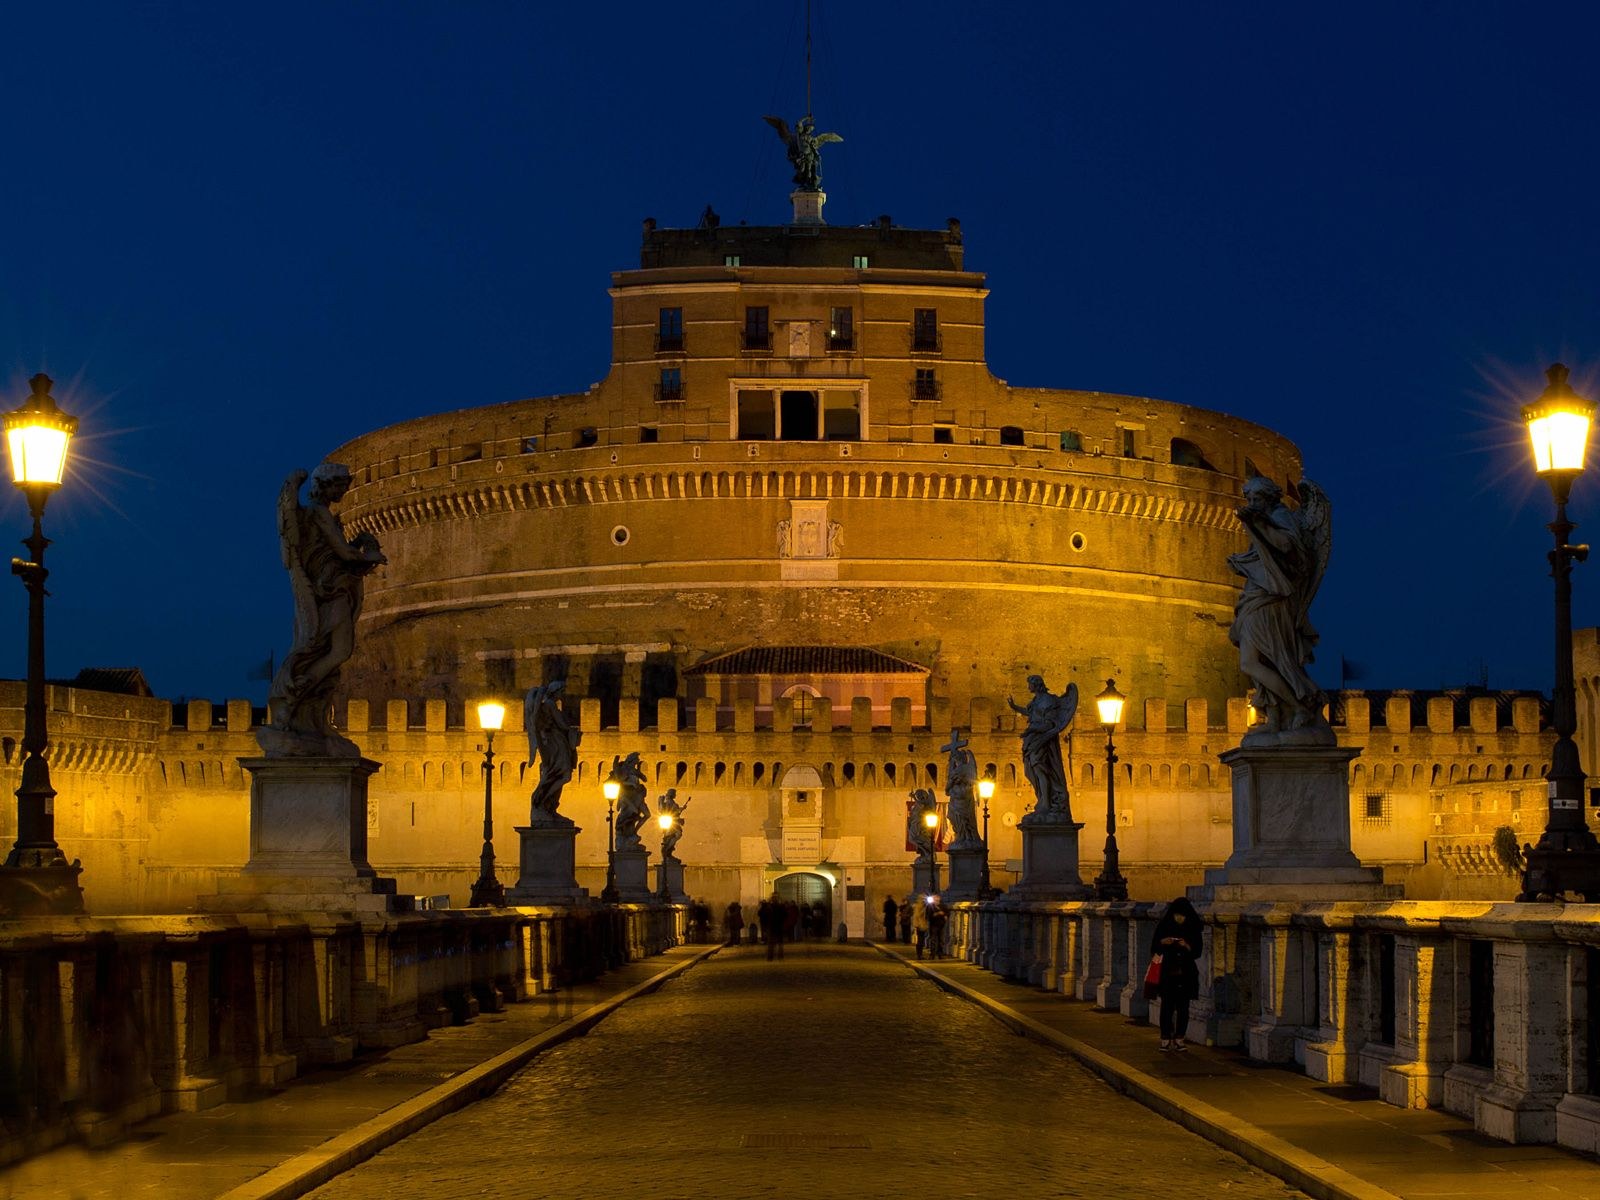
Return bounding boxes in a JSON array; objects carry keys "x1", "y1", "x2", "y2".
[
  {"x1": 1059, "y1": 430, "x2": 1082, "y2": 452},
  {"x1": 933, "y1": 425, "x2": 955, "y2": 445},
  {"x1": 743, "y1": 306, "x2": 770, "y2": 351},
  {"x1": 576, "y1": 427, "x2": 598, "y2": 448},
  {"x1": 912, "y1": 308, "x2": 940, "y2": 352},
  {"x1": 852, "y1": 254, "x2": 870, "y2": 269},
  {"x1": 1362, "y1": 792, "x2": 1392, "y2": 825},
  {"x1": 520, "y1": 436, "x2": 539, "y2": 454},
  {"x1": 458, "y1": 442, "x2": 482, "y2": 462},
  {"x1": 999, "y1": 425, "x2": 1025, "y2": 446},
  {"x1": 913, "y1": 368, "x2": 939, "y2": 401},
  {"x1": 822, "y1": 390, "x2": 860, "y2": 441},
  {"x1": 657, "y1": 368, "x2": 683, "y2": 402},
  {"x1": 639, "y1": 426, "x2": 658, "y2": 444},
  {"x1": 1121, "y1": 428, "x2": 1137, "y2": 457},
  {"x1": 657, "y1": 307, "x2": 683, "y2": 352},
  {"x1": 828, "y1": 307, "x2": 854, "y2": 352},
  {"x1": 724, "y1": 254, "x2": 741, "y2": 267},
  {"x1": 737, "y1": 389, "x2": 775, "y2": 439}
]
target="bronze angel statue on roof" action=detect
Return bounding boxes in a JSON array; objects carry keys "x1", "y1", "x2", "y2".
[
  {"x1": 262, "y1": 464, "x2": 386, "y2": 756},
  {"x1": 764, "y1": 114, "x2": 843, "y2": 192},
  {"x1": 1228, "y1": 476, "x2": 1334, "y2": 744},
  {"x1": 1008, "y1": 676, "x2": 1079, "y2": 821}
]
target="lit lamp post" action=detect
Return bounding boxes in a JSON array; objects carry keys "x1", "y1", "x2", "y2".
[
  {"x1": 1518, "y1": 363, "x2": 1600, "y2": 901},
  {"x1": 1093, "y1": 678, "x2": 1129, "y2": 901},
  {"x1": 978, "y1": 773, "x2": 996, "y2": 897},
  {"x1": 468, "y1": 701, "x2": 506, "y2": 907},
  {"x1": 657, "y1": 811, "x2": 675, "y2": 900},
  {"x1": 924, "y1": 807, "x2": 941, "y2": 896},
  {"x1": 601, "y1": 767, "x2": 621, "y2": 903},
  {"x1": 0, "y1": 374, "x2": 83, "y2": 916}
]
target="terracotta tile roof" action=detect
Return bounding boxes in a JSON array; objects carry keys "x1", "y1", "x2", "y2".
[
  {"x1": 684, "y1": 646, "x2": 928, "y2": 677},
  {"x1": 66, "y1": 667, "x2": 155, "y2": 697}
]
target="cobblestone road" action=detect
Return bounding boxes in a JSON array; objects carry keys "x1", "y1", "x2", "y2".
[{"x1": 308, "y1": 943, "x2": 1305, "y2": 1200}]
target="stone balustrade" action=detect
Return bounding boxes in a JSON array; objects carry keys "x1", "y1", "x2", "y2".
[
  {"x1": 0, "y1": 902, "x2": 685, "y2": 1166},
  {"x1": 949, "y1": 898, "x2": 1600, "y2": 1154}
]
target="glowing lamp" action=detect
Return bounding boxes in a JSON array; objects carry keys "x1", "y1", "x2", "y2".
[
  {"x1": 923, "y1": 809, "x2": 939, "y2": 830},
  {"x1": 603, "y1": 777, "x2": 621, "y2": 802},
  {"x1": 1095, "y1": 678, "x2": 1126, "y2": 728},
  {"x1": 476, "y1": 701, "x2": 506, "y2": 732},
  {"x1": 658, "y1": 812, "x2": 673, "y2": 831},
  {"x1": 977, "y1": 776, "x2": 996, "y2": 801},
  {"x1": 5, "y1": 374, "x2": 76, "y2": 492},
  {"x1": 1524, "y1": 363, "x2": 1594, "y2": 479}
]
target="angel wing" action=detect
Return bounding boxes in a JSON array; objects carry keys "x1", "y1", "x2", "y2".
[
  {"x1": 814, "y1": 131, "x2": 843, "y2": 146},
  {"x1": 1052, "y1": 682, "x2": 1079, "y2": 738},
  {"x1": 273, "y1": 471, "x2": 315, "y2": 694},
  {"x1": 1296, "y1": 478, "x2": 1332, "y2": 611},
  {"x1": 763, "y1": 114, "x2": 791, "y2": 143},
  {"x1": 276, "y1": 470, "x2": 307, "y2": 571}
]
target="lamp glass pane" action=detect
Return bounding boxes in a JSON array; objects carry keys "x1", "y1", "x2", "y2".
[
  {"x1": 1096, "y1": 696, "x2": 1125, "y2": 726},
  {"x1": 658, "y1": 813, "x2": 673, "y2": 830},
  {"x1": 1528, "y1": 410, "x2": 1591, "y2": 473},
  {"x1": 476, "y1": 701, "x2": 506, "y2": 731},
  {"x1": 603, "y1": 779, "x2": 621, "y2": 800},
  {"x1": 7, "y1": 424, "x2": 70, "y2": 486}
]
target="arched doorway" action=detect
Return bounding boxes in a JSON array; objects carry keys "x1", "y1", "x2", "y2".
[{"x1": 775, "y1": 871, "x2": 833, "y2": 934}]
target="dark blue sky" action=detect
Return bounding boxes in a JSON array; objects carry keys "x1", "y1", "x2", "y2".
[{"x1": 4, "y1": 3, "x2": 1598, "y2": 702}]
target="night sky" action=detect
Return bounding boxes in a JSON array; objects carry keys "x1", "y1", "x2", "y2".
[{"x1": 4, "y1": 3, "x2": 1599, "y2": 704}]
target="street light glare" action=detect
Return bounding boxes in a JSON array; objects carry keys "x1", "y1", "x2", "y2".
[
  {"x1": 978, "y1": 777, "x2": 995, "y2": 800},
  {"x1": 1095, "y1": 678, "x2": 1126, "y2": 728},
  {"x1": 476, "y1": 701, "x2": 506, "y2": 732},
  {"x1": 1523, "y1": 363, "x2": 1594, "y2": 476},
  {"x1": 923, "y1": 809, "x2": 939, "y2": 829},
  {"x1": 5, "y1": 375, "x2": 77, "y2": 489},
  {"x1": 603, "y1": 778, "x2": 621, "y2": 801},
  {"x1": 658, "y1": 812, "x2": 673, "y2": 830}
]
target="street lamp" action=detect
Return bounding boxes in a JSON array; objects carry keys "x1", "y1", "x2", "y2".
[
  {"x1": 657, "y1": 811, "x2": 675, "y2": 900},
  {"x1": 1518, "y1": 363, "x2": 1600, "y2": 901},
  {"x1": 468, "y1": 701, "x2": 506, "y2": 907},
  {"x1": 1093, "y1": 678, "x2": 1129, "y2": 901},
  {"x1": 978, "y1": 772, "x2": 996, "y2": 898},
  {"x1": 923, "y1": 807, "x2": 941, "y2": 896},
  {"x1": 0, "y1": 374, "x2": 83, "y2": 916},
  {"x1": 601, "y1": 767, "x2": 621, "y2": 903}
]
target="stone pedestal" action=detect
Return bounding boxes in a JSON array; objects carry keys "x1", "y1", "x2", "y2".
[
  {"x1": 506, "y1": 822, "x2": 588, "y2": 905},
  {"x1": 613, "y1": 846, "x2": 652, "y2": 902},
  {"x1": 943, "y1": 845, "x2": 988, "y2": 901},
  {"x1": 1012, "y1": 814, "x2": 1093, "y2": 899},
  {"x1": 913, "y1": 857, "x2": 938, "y2": 896},
  {"x1": 201, "y1": 756, "x2": 400, "y2": 914},
  {"x1": 1191, "y1": 744, "x2": 1399, "y2": 902},
  {"x1": 791, "y1": 189, "x2": 825, "y2": 225},
  {"x1": 656, "y1": 856, "x2": 686, "y2": 902}
]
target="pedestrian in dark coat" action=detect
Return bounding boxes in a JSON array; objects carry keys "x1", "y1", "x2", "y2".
[
  {"x1": 882, "y1": 896, "x2": 898, "y2": 941},
  {"x1": 898, "y1": 898, "x2": 913, "y2": 944},
  {"x1": 1149, "y1": 897, "x2": 1203, "y2": 1050}
]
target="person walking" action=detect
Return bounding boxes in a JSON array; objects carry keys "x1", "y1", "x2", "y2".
[
  {"x1": 881, "y1": 895, "x2": 898, "y2": 941},
  {"x1": 725, "y1": 900, "x2": 744, "y2": 945},
  {"x1": 1150, "y1": 896, "x2": 1203, "y2": 1051},
  {"x1": 912, "y1": 894, "x2": 930, "y2": 959},
  {"x1": 759, "y1": 894, "x2": 785, "y2": 960},
  {"x1": 898, "y1": 897, "x2": 913, "y2": 944},
  {"x1": 928, "y1": 900, "x2": 948, "y2": 959}
]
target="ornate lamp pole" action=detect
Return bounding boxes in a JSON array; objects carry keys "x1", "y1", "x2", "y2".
[
  {"x1": 468, "y1": 700, "x2": 506, "y2": 907},
  {"x1": 923, "y1": 807, "x2": 941, "y2": 896},
  {"x1": 977, "y1": 772, "x2": 996, "y2": 897},
  {"x1": 1093, "y1": 678, "x2": 1129, "y2": 901},
  {"x1": 0, "y1": 375, "x2": 83, "y2": 916},
  {"x1": 657, "y1": 810, "x2": 676, "y2": 900},
  {"x1": 601, "y1": 766, "x2": 621, "y2": 903},
  {"x1": 1518, "y1": 364, "x2": 1600, "y2": 901}
]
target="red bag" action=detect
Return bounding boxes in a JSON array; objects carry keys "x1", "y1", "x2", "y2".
[{"x1": 1143, "y1": 955, "x2": 1163, "y2": 1001}]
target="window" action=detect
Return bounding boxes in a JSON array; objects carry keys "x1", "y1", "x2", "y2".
[
  {"x1": 933, "y1": 425, "x2": 954, "y2": 445},
  {"x1": 999, "y1": 425, "x2": 1024, "y2": 446},
  {"x1": 828, "y1": 307, "x2": 854, "y2": 352},
  {"x1": 737, "y1": 389, "x2": 775, "y2": 439},
  {"x1": 458, "y1": 442, "x2": 482, "y2": 462},
  {"x1": 780, "y1": 390, "x2": 819, "y2": 441},
  {"x1": 1362, "y1": 792, "x2": 1392, "y2": 825},
  {"x1": 1059, "y1": 430, "x2": 1083, "y2": 452},
  {"x1": 743, "y1": 306, "x2": 770, "y2": 351},
  {"x1": 724, "y1": 254, "x2": 741, "y2": 267},
  {"x1": 520, "y1": 436, "x2": 539, "y2": 454},
  {"x1": 852, "y1": 254, "x2": 869, "y2": 269},
  {"x1": 576, "y1": 427, "x2": 598, "y2": 448},
  {"x1": 657, "y1": 307, "x2": 683, "y2": 352},
  {"x1": 639, "y1": 426, "x2": 658, "y2": 444},
  {"x1": 912, "y1": 308, "x2": 940, "y2": 352},
  {"x1": 1170, "y1": 437, "x2": 1215, "y2": 470},
  {"x1": 784, "y1": 684, "x2": 820, "y2": 728},
  {"x1": 657, "y1": 368, "x2": 683, "y2": 402},
  {"x1": 822, "y1": 390, "x2": 860, "y2": 440},
  {"x1": 913, "y1": 368, "x2": 939, "y2": 401},
  {"x1": 1121, "y1": 428, "x2": 1137, "y2": 458}
]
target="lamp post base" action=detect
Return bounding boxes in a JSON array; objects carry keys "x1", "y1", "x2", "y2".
[
  {"x1": 469, "y1": 875, "x2": 506, "y2": 908},
  {"x1": 0, "y1": 859, "x2": 84, "y2": 916},
  {"x1": 1518, "y1": 833, "x2": 1600, "y2": 902}
]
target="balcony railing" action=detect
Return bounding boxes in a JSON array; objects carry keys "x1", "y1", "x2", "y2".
[
  {"x1": 826, "y1": 335, "x2": 856, "y2": 353},
  {"x1": 654, "y1": 382, "x2": 685, "y2": 403},
  {"x1": 912, "y1": 378, "x2": 942, "y2": 402},
  {"x1": 655, "y1": 334, "x2": 685, "y2": 354},
  {"x1": 741, "y1": 330, "x2": 772, "y2": 352},
  {"x1": 911, "y1": 330, "x2": 942, "y2": 354}
]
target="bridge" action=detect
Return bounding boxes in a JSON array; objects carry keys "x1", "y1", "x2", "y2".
[{"x1": 2, "y1": 910, "x2": 1598, "y2": 1199}]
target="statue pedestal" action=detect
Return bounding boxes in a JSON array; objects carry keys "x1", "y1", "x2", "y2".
[
  {"x1": 656, "y1": 856, "x2": 686, "y2": 903},
  {"x1": 201, "y1": 756, "x2": 402, "y2": 914},
  {"x1": 791, "y1": 189, "x2": 825, "y2": 226},
  {"x1": 1012, "y1": 814, "x2": 1093, "y2": 900},
  {"x1": 913, "y1": 857, "x2": 938, "y2": 896},
  {"x1": 506, "y1": 822, "x2": 588, "y2": 905},
  {"x1": 943, "y1": 845, "x2": 988, "y2": 902},
  {"x1": 1190, "y1": 744, "x2": 1400, "y2": 902},
  {"x1": 613, "y1": 847, "x2": 653, "y2": 903}
]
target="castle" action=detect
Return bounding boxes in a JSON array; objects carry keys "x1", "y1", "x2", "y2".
[{"x1": 0, "y1": 202, "x2": 1576, "y2": 924}]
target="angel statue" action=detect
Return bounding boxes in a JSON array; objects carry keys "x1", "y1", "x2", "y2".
[
  {"x1": 612, "y1": 752, "x2": 651, "y2": 852},
  {"x1": 525, "y1": 680, "x2": 581, "y2": 824},
  {"x1": 1008, "y1": 675, "x2": 1079, "y2": 821},
  {"x1": 763, "y1": 113, "x2": 843, "y2": 192},
  {"x1": 656, "y1": 788, "x2": 690, "y2": 861},
  {"x1": 1228, "y1": 476, "x2": 1334, "y2": 744},
  {"x1": 941, "y1": 728, "x2": 983, "y2": 848},
  {"x1": 906, "y1": 788, "x2": 939, "y2": 860},
  {"x1": 262, "y1": 464, "x2": 386, "y2": 756}
]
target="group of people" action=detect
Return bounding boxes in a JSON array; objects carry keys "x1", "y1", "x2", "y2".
[
  {"x1": 880, "y1": 894, "x2": 947, "y2": 959},
  {"x1": 722, "y1": 896, "x2": 832, "y2": 958}
]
